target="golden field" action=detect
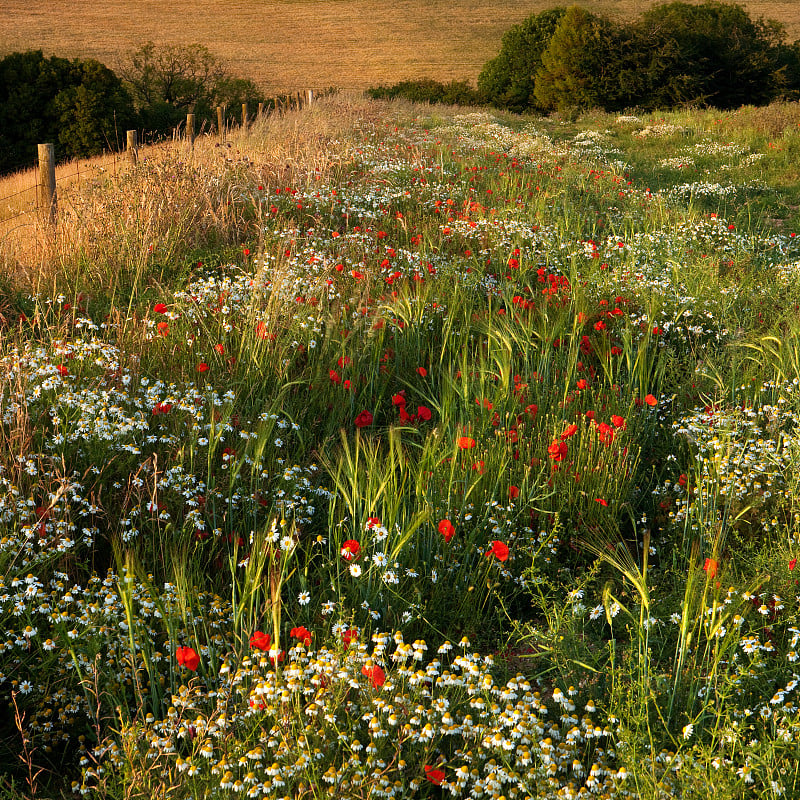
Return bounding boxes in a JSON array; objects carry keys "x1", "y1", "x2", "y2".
[{"x1": 1, "y1": 0, "x2": 799, "y2": 93}]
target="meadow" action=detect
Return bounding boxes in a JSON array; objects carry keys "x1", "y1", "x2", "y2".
[
  {"x1": 1, "y1": 0, "x2": 800, "y2": 92},
  {"x1": 3, "y1": 93, "x2": 800, "y2": 799}
]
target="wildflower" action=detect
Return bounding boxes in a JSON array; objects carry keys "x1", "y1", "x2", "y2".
[
  {"x1": 417, "y1": 367, "x2": 428, "y2": 377},
  {"x1": 298, "y1": 590, "x2": 311, "y2": 606},
  {"x1": 157, "y1": 321, "x2": 170, "y2": 336},
  {"x1": 790, "y1": 558, "x2": 797, "y2": 571},
  {"x1": 548, "y1": 441, "x2": 568, "y2": 461},
  {"x1": 176, "y1": 645, "x2": 200, "y2": 671},
  {"x1": 703, "y1": 558, "x2": 719, "y2": 579},
  {"x1": 424, "y1": 766, "x2": 445, "y2": 786},
  {"x1": 611, "y1": 415, "x2": 626, "y2": 429},
  {"x1": 341, "y1": 540, "x2": 361, "y2": 561},
  {"x1": 509, "y1": 485, "x2": 520, "y2": 499},
  {"x1": 417, "y1": 405, "x2": 432, "y2": 421},
  {"x1": 290, "y1": 626, "x2": 312, "y2": 646},
  {"x1": 154, "y1": 303, "x2": 168, "y2": 313},
  {"x1": 644, "y1": 394, "x2": 657, "y2": 407},
  {"x1": 458, "y1": 436, "x2": 476, "y2": 449},
  {"x1": 197, "y1": 362, "x2": 209, "y2": 373},
  {"x1": 438, "y1": 519, "x2": 455, "y2": 543},
  {"x1": 354, "y1": 410, "x2": 373, "y2": 428},
  {"x1": 349, "y1": 563, "x2": 363, "y2": 577},
  {"x1": 486, "y1": 540, "x2": 509, "y2": 562},
  {"x1": 595, "y1": 498, "x2": 608, "y2": 507},
  {"x1": 362, "y1": 663, "x2": 386, "y2": 688},
  {"x1": 342, "y1": 629, "x2": 358, "y2": 648},
  {"x1": 560, "y1": 424, "x2": 578, "y2": 440},
  {"x1": 249, "y1": 631, "x2": 271, "y2": 651}
]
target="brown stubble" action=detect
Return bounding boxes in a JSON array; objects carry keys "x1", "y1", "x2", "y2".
[{"x1": 2, "y1": 0, "x2": 798, "y2": 93}]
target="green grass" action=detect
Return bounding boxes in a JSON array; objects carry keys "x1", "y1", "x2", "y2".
[{"x1": 2, "y1": 95, "x2": 800, "y2": 798}]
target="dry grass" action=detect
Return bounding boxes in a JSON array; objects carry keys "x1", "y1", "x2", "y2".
[
  {"x1": 0, "y1": 93, "x2": 387, "y2": 293},
  {"x1": 1, "y1": 0, "x2": 799, "y2": 93}
]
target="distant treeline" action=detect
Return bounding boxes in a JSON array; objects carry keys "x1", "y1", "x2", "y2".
[
  {"x1": 0, "y1": 44, "x2": 268, "y2": 174},
  {"x1": 368, "y1": 1, "x2": 800, "y2": 113}
]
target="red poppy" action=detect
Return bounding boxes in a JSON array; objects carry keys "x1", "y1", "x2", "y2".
[
  {"x1": 576, "y1": 379, "x2": 588, "y2": 390},
  {"x1": 214, "y1": 343, "x2": 224, "y2": 355},
  {"x1": 329, "y1": 369, "x2": 342, "y2": 385},
  {"x1": 548, "y1": 441, "x2": 568, "y2": 462},
  {"x1": 290, "y1": 626, "x2": 312, "y2": 646},
  {"x1": 703, "y1": 558, "x2": 718, "y2": 578},
  {"x1": 595, "y1": 498, "x2": 609, "y2": 507},
  {"x1": 249, "y1": 631, "x2": 271, "y2": 651},
  {"x1": 644, "y1": 394, "x2": 657, "y2": 407},
  {"x1": 157, "y1": 321, "x2": 169, "y2": 336},
  {"x1": 55, "y1": 364, "x2": 69, "y2": 377},
  {"x1": 424, "y1": 766, "x2": 445, "y2": 786},
  {"x1": 611, "y1": 415, "x2": 626, "y2": 429},
  {"x1": 154, "y1": 303, "x2": 168, "y2": 314},
  {"x1": 417, "y1": 367, "x2": 428, "y2": 377},
  {"x1": 197, "y1": 362, "x2": 209, "y2": 373},
  {"x1": 354, "y1": 410, "x2": 373, "y2": 428},
  {"x1": 362, "y1": 664, "x2": 386, "y2": 688},
  {"x1": 341, "y1": 628, "x2": 358, "y2": 648},
  {"x1": 458, "y1": 436, "x2": 476, "y2": 449},
  {"x1": 596, "y1": 422, "x2": 614, "y2": 445},
  {"x1": 176, "y1": 645, "x2": 200, "y2": 671},
  {"x1": 417, "y1": 405, "x2": 432, "y2": 421},
  {"x1": 790, "y1": 558, "x2": 797, "y2": 571},
  {"x1": 438, "y1": 519, "x2": 455, "y2": 543},
  {"x1": 509, "y1": 485, "x2": 520, "y2": 499},
  {"x1": 152, "y1": 402, "x2": 172, "y2": 415},
  {"x1": 392, "y1": 393, "x2": 406, "y2": 407},
  {"x1": 486, "y1": 540, "x2": 509, "y2": 562},
  {"x1": 338, "y1": 356, "x2": 352, "y2": 368},
  {"x1": 255, "y1": 321, "x2": 270, "y2": 340},
  {"x1": 341, "y1": 540, "x2": 361, "y2": 561},
  {"x1": 560, "y1": 424, "x2": 578, "y2": 440}
]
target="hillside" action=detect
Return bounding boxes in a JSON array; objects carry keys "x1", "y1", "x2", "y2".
[{"x1": 1, "y1": 0, "x2": 799, "y2": 91}]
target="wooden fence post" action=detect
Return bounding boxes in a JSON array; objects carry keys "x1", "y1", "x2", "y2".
[
  {"x1": 257, "y1": 101, "x2": 264, "y2": 119},
  {"x1": 127, "y1": 130, "x2": 138, "y2": 166},
  {"x1": 242, "y1": 103, "x2": 248, "y2": 129},
  {"x1": 37, "y1": 143, "x2": 57, "y2": 226},
  {"x1": 186, "y1": 113, "x2": 195, "y2": 146},
  {"x1": 306, "y1": 89, "x2": 313, "y2": 105},
  {"x1": 217, "y1": 105, "x2": 224, "y2": 140}
]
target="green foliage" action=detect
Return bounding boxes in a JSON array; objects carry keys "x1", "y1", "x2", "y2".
[
  {"x1": 366, "y1": 78, "x2": 482, "y2": 106},
  {"x1": 119, "y1": 41, "x2": 265, "y2": 134},
  {"x1": 0, "y1": 50, "x2": 135, "y2": 172},
  {"x1": 633, "y1": 1, "x2": 792, "y2": 109},
  {"x1": 477, "y1": 7, "x2": 566, "y2": 113},
  {"x1": 534, "y1": 6, "x2": 630, "y2": 113},
  {"x1": 483, "y1": 1, "x2": 800, "y2": 114}
]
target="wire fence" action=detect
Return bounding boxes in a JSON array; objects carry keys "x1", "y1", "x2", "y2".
[{"x1": 0, "y1": 90, "x2": 319, "y2": 230}]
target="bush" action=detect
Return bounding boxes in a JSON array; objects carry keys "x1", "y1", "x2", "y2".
[
  {"x1": 0, "y1": 51, "x2": 135, "y2": 172},
  {"x1": 477, "y1": 7, "x2": 566, "y2": 113},
  {"x1": 633, "y1": 1, "x2": 791, "y2": 109},
  {"x1": 482, "y1": 1, "x2": 800, "y2": 114},
  {"x1": 533, "y1": 6, "x2": 630, "y2": 112},
  {"x1": 119, "y1": 42, "x2": 265, "y2": 136},
  {"x1": 366, "y1": 79, "x2": 482, "y2": 106}
]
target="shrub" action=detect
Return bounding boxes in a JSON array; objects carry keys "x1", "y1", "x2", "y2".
[
  {"x1": 477, "y1": 7, "x2": 567, "y2": 113},
  {"x1": 0, "y1": 51, "x2": 135, "y2": 172},
  {"x1": 366, "y1": 78, "x2": 482, "y2": 106},
  {"x1": 533, "y1": 6, "x2": 630, "y2": 113}
]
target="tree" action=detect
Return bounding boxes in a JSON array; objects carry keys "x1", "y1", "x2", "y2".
[
  {"x1": 119, "y1": 42, "x2": 264, "y2": 134},
  {"x1": 0, "y1": 51, "x2": 134, "y2": 173},
  {"x1": 533, "y1": 7, "x2": 630, "y2": 112},
  {"x1": 477, "y1": 8, "x2": 566, "y2": 113},
  {"x1": 634, "y1": 1, "x2": 790, "y2": 108}
]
